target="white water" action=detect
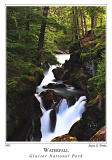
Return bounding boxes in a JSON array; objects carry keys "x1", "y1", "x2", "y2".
[
  {"x1": 41, "y1": 109, "x2": 53, "y2": 135},
  {"x1": 37, "y1": 54, "x2": 70, "y2": 88},
  {"x1": 40, "y1": 65, "x2": 56, "y2": 87},
  {"x1": 40, "y1": 96, "x2": 86, "y2": 142},
  {"x1": 58, "y1": 99, "x2": 68, "y2": 115},
  {"x1": 34, "y1": 54, "x2": 86, "y2": 142},
  {"x1": 56, "y1": 54, "x2": 70, "y2": 64}
]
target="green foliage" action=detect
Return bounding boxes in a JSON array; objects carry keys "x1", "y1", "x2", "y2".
[
  {"x1": 88, "y1": 46, "x2": 105, "y2": 98},
  {"x1": 81, "y1": 52, "x2": 90, "y2": 57},
  {"x1": 69, "y1": 39, "x2": 81, "y2": 54},
  {"x1": 86, "y1": 6, "x2": 106, "y2": 17},
  {"x1": 41, "y1": 51, "x2": 59, "y2": 65},
  {"x1": 8, "y1": 79, "x2": 18, "y2": 87}
]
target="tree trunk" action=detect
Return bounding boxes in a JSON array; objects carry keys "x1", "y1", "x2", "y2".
[
  {"x1": 38, "y1": 7, "x2": 49, "y2": 52},
  {"x1": 100, "y1": 17, "x2": 103, "y2": 28},
  {"x1": 82, "y1": 9, "x2": 87, "y2": 35},
  {"x1": 26, "y1": 15, "x2": 30, "y2": 31},
  {"x1": 76, "y1": 7, "x2": 80, "y2": 39},
  {"x1": 74, "y1": 7, "x2": 79, "y2": 40},
  {"x1": 94, "y1": 16, "x2": 97, "y2": 34},
  {"x1": 91, "y1": 16, "x2": 95, "y2": 35},
  {"x1": 25, "y1": 7, "x2": 30, "y2": 31},
  {"x1": 72, "y1": 7, "x2": 75, "y2": 41},
  {"x1": 94, "y1": 16, "x2": 97, "y2": 28},
  {"x1": 80, "y1": 9, "x2": 84, "y2": 37}
]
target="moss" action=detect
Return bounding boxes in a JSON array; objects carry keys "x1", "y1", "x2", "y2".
[
  {"x1": 7, "y1": 56, "x2": 44, "y2": 140},
  {"x1": 41, "y1": 50, "x2": 60, "y2": 65},
  {"x1": 51, "y1": 134, "x2": 78, "y2": 141},
  {"x1": 69, "y1": 39, "x2": 81, "y2": 54}
]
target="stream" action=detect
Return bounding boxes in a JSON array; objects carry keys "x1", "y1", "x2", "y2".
[{"x1": 30, "y1": 54, "x2": 87, "y2": 142}]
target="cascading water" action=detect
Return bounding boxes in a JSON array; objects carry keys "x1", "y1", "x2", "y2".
[
  {"x1": 39, "y1": 96, "x2": 86, "y2": 142},
  {"x1": 34, "y1": 54, "x2": 86, "y2": 142},
  {"x1": 36, "y1": 54, "x2": 70, "y2": 92},
  {"x1": 58, "y1": 99, "x2": 68, "y2": 115},
  {"x1": 40, "y1": 65, "x2": 56, "y2": 87}
]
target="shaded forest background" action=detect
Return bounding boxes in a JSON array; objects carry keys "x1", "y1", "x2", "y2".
[{"x1": 7, "y1": 6, "x2": 106, "y2": 141}]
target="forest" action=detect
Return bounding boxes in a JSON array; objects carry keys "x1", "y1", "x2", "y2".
[{"x1": 7, "y1": 6, "x2": 106, "y2": 141}]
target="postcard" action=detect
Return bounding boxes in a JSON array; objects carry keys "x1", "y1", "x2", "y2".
[{"x1": 0, "y1": 0, "x2": 112, "y2": 160}]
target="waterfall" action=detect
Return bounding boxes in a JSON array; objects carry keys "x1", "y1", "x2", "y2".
[
  {"x1": 40, "y1": 65, "x2": 56, "y2": 87},
  {"x1": 40, "y1": 96, "x2": 86, "y2": 142},
  {"x1": 41, "y1": 109, "x2": 53, "y2": 137},
  {"x1": 57, "y1": 99, "x2": 68, "y2": 115},
  {"x1": 33, "y1": 54, "x2": 86, "y2": 142},
  {"x1": 62, "y1": 96, "x2": 86, "y2": 131}
]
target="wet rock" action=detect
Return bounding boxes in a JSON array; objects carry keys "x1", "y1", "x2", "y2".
[
  {"x1": 63, "y1": 60, "x2": 71, "y2": 70},
  {"x1": 42, "y1": 61, "x2": 50, "y2": 71},
  {"x1": 50, "y1": 109, "x2": 56, "y2": 132},
  {"x1": 52, "y1": 67, "x2": 64, "y2": 80},
  {"x1": 40, "y1": 90, "x2": 64, "y2": 110},
  {"x1": 43, "y1": 83, "x2": 66, "y2": 89},
  {"x1": 54, "y1": 50, "x2": 67, "y2": 54}
]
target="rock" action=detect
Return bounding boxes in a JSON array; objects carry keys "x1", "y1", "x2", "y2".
[
  {"x1": 42, "y1": 61, "x2": 50, "y2": 71},
  {"x1": 51, "y1": 125, "x2": 106, "y2": 142},
  {"x1": 63, "y1": 60, "x2": 71, "y2": 70},
  {"x1": 51, "y1": 134, "x2": 77, "y2": 142},
  {"x1": 50, "y1": 109, "x2": 56, "y2": 132},
  {"x1": 54, "y1": 50, "x2": 67, "y2": 54},
  {"x1": 40, "y1": 90, "x2": 64, "y2": 110},
  {"x1": 7, "y1": 91, "x2": 42, "y2": 141},
  {"x1": 70, "y1": 68, "x2": 88, "y2": 92},
  {"x1": 43, "y1": 83, "x2": 66, "y2": 89},
  {"x1": 90, "y1": 126, "x2": 106, "y2": 141},
  {"x1": 52, "y1": 67, "x2": 64, "y2": 80},
  {"x1": 68, "y1": 103, "x2": 104, "y2": 141},
  {"x1": 7, "y1": 67, "x2": 44, "y2": 141}
]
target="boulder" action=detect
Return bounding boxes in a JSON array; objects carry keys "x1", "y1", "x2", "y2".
[
  {"x1": 7, "y1": 92, "x2": 42, "y2": 141},
  {"x1": 40, "y1": 90, "x2": 64, "y2": 110},
  {"x1": 43, "y1": 83, "x2": 66, "y2": 89},
  {"x1": 68, "y1": 104, "x2": 104, "y2": 141},
  {"x1": 70, "y1": 68, "x2": 88, "y2": 92},
  {"x1": 54, "y1": 50, "x2": 67, "y2": 54},
  {"x1": 50, "y1": 109, "x2": 56, "y2": 132},
  {"x1": 51, "y1": 134, "x2": 77, "y2": 142},
  {"x1": 52, "y1": 67, "x2": 64, "y2": 80}
]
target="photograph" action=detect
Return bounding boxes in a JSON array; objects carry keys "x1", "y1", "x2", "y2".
[{"x1": 6, "y1": 5, "x2": 106, "y2": 142}]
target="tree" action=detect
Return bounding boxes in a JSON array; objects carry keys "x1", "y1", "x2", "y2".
[
  {"x1": 38, "y1": 7, "x2": 49, "y2": 52},
  {"x1": 72, "y1": 7, "x2": 75, "y2": 41},
  {"x1": 74, "y1": 7, "x2": 79, "y2": 40},
  {"x1": 80, "y1": 8, "x2": 84, "y2": 37},
  {"x1": 82, "y1": 8, "x2": 87, "y2": 35},
  {"x1": 86, "y1": 6, "x2": 105, "y2": 35}
]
